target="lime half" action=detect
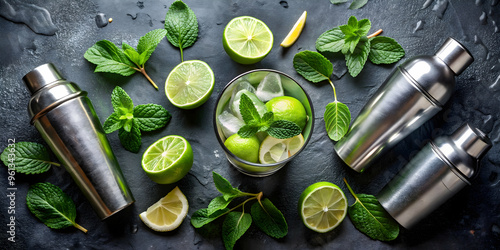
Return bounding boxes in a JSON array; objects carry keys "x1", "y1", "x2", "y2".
[
  {"x1": 142, "y1": 135, "x2": 193, "y2": 184},
  {"x1": 165, "y1": 60, "x2": 214, "y2": 109},
  {"x1": 298, "y1": 182, "x2": 347, "y2": 233},
  {"x1": 139, "y1": 186, "x2": 188, "y2": 232},
  {"x1": 223, "y1": 16, "x2": 273, "y2": 64}
]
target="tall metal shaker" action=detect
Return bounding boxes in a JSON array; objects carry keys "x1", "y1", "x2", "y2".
[
  {"x1": 334, "y1": 37, "x2": 474, "y2": 172},
  {"x1": 377, "y1": 124, "x2": 491, "y2": 228},
  {"x1": 22, "y1": 63, "x2": 134, "y2": 219}
]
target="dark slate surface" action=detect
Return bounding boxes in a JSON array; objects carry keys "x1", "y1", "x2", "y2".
[{"x1": 1, "y1": 0, "x2": 499, "y2": 249}]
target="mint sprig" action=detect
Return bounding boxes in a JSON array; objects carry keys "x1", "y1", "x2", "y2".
[
  {"x1": 1, "y1": 142, "x2": 60, "y2": 174},
  {"x1": 84, "y1": 29, "x2": 167, "y2": 90},
  {"x1": 191, "y1": 172, "x2": 288, "y2": 250},
  {"x1": 237, "y1": 94, "x2": 301, "y2": 140},
  {"x1": 165, "y1": 0, "x2": 199, "y2": 62},
  {"x1": 103, "y1": 87, "x2": 171, "y2": 153}
]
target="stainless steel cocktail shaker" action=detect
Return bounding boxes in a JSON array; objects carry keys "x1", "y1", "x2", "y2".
[
  {"x1": 23, "y1": 63, "x2": 134, "y2": 219},
  {"x1": 335, "y1": 37, "x2": 474, "y2": 172},
  {"x1": 377, "y1": 124, "x2": 491, "y2": 229}
]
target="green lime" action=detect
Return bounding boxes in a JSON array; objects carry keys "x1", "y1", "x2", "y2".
[
  {"x1": 298, "y1": 182, "x2": 348, "y2": 233},
  {"x1": 165, "y1": 60, "x2": 214, "y2": 109},
  {"x1": 222, "y1": 16, "x2": 274, "y2": 64},
  {"x1": 142, "y1": 135, "x2": 193, "y2": 184},
  {"x1": 265, "y1": 96, "x2": 307, "y2": 130},
  {"x1": 224, "y1": 134, "x2": 260, "y2": 163}
]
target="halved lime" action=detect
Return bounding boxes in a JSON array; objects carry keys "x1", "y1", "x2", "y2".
[
  {"x1": 222, "y1": 16, "x2": 274, "y2": 64},
  {"x1": 139, "y1": 186, "x2": 188, "y2": 232},
  {"x1": 298, "y1": 182, "x2": 347, "y2": 233},
  {"x1": 141, "y1": 135, "x2": 193, "y2": 184},
  {"x1": 165, "y1": 60, "x2": 214, "y2": 109}
]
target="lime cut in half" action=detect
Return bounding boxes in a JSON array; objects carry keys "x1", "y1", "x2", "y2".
[
  {"x1": 139, "y1": 186, "x2": 189, "y2": 232},
  {"x1": 223, "y1": 16, "x2": 274, "y2": 64},
  {"x1": 165, "y1": 60, "x2": 214, "y2": 109},
  {"x1": 298, "y1": 182, "x2": 348, "y2": 233},
  {"x1": 141, "y1": 135, "x2": 193, "y2": 184}
]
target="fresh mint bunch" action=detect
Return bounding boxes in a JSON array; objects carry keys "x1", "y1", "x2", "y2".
[
  {"x1": 103, "y1": 86, "x2": 171, "y2": 153},
  {"x1": 293, "y1": 50, "x2": 351, "y2": 141},
  {"x1": 165, "y1": 0, "x2": 199, "y2": 61},
  {"x1": 316, "y1": 16, "x2": 405, "y2": 77},
  {"x1": 191, "y1": 172, "x2": 288, "y2": 250},
  {"x1": 237, "y1": 94, "x2": 301, "y2": 139},
  {"x1": 344, "y1": 178, "x2": 399, "y2": 241},
  {"x1": 84, "y1": 29, "x2": 167, "y2": 90},
  {"x1": 1, "y1": 142, "x2": 60, "y2": 174},
  {"x1": 330, "y1": 0, "x2": 369, "y2": 10}
]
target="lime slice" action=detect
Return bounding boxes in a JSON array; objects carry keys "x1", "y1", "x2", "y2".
[
  {"x1": 223, "y1": 16, "x2": 274, "y2": 64},
  {"x1": 165, "y1": 60, "x2": 214, "y2": 109},
  {"x1": 298, "y1": 182, "x2": 347, "y2": 233},
  {"x1": 142, "y1": 135, "x2": 193, "y2": 184},
  {"x1": 259, "y1": 134, "x2": 304, "y2": 164},
  {"x1": 280, "y1": 11, "x2": 307, "y2": 48},
  {"x1": 139, "y1": 186, "x2": 188, "y2": 232}
]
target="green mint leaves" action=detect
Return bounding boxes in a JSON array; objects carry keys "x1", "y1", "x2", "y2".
[
  {"x1": 191, "y1": 172, "x2": 288, "y2": 250},
  {"x1": 330, "y1": 0, "x2": 370, "y2": 10},
  {"x1": 344, "y1": 179, "x2": 399, "y2": 241},
  {"x1": 237, "y1": 94, "x2": 301, "y2": 139},
  {"x1": 84, "y1": 29, "x2": 167, "y2": 90},
  {"x1": 26, "y1": 182, "x2": 88, "y2": 233},
  {"x1": 103, "y1": 86, "x2": 171, "y2": 153},
  {"x1": 316, "y1": 16, "x2": 405, "y2": 77},
  {"x1": 1, "y1": 142, "x2": 60, "y2": 174},
  {"x1": 293, "y1": 51, "x2": 351, "y2": 141},
  {"x1": 165, "y1": 0, "x2": 199, "y2": 62}
]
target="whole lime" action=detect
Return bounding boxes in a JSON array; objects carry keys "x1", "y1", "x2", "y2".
[
  {"x1": 224, "y1": 134, "x2": 260, "y2": 163},
  {"x1": 265, "y1": 96, "x2": 307, "y2": 130}
]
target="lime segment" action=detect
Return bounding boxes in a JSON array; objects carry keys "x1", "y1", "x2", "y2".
[
  {"x1": 259, "y1": 134, "x2": 305, "y2": 164},
  {"x1": 139, "y1": 186, "x2": 189, "y2": 232},
  {"x1": 280, "y1": 11, "x2": 307, "y2": 48}
]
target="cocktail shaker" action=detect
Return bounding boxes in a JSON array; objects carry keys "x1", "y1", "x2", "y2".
[
  {"x1": 377, "y1": 124, "x2": 491, "y2": 229},
  {"x1": 335, "y1": 37, "x2": 474, "y2": 172},
  {"x1": 22, "y1": 63, "x2": 134, "y2": 219}
]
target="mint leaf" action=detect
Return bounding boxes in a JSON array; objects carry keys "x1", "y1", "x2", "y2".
[
  {"x1": 345, "y1": 179, "x2": 399, "y2": 241},
  {"x1": 111, "y1": 86, "x2": 134, "y2": 115},
  {"x1": 368, "y1": 36, "x2": 405, "y2": 64},
  {"x1": 345, "y1": 37, "x2": 370, "y2": 77},
  {"x1": 340, "y1": 16, "x2": 371, "y2": 54},
  {"x1": 222, "y1": 212, "x2": 252, "y2": 250},
  {"x1": 133, "y1": 104, "x2": 171, "y2": 131},
  {"x1": 267, "y1": 120, "x2": 302, "y2": 139},
  {"x1": 239, "y1": 93, "x2": 261, "y2": 124},
  {"x1": 0, "y1": 142, "x2": 58, "y2": 174},
  {"x1": 165, "y1": 0, "x2": 198, "y2": 61},
  {"x1": 137, "y1": 29, "x2": 167, "y2": 65},
  {"x1": 207, "y1": 196, "x2": 234, "y2": 215},
  {"x1": 26, "y1": 183, "x2": 87, "y2": 233},
  {"x1": 84, "y1": 40, "x2": 137, "y2": 76},
  {"x1": 191, "y1": 208, "x2": 229, "y2": 228},
  {"x1": 250, "y1": 199, "x2": 288, "y2": 239},
  {"x1": 293, "y1": 51, "x2": 333, "y2": 83},
  {"x1": 122, "y1": 42, "x2": 142, "y2": 66},
  {"x1": 316, "y1": 28, "x2": 345, "y2": 53},
  {"x1": 103, "y1": 113, "x2": 125, "y2": 133},
  {"x1": 118, "y1": 119, "x2": 141, "y2": 153},
  {"x1": 349, "y1": 0, "x2": 369, "y2": 9},
  {"x1": 213, "y1": 172, "x2": 242, "y2": 200},
  {"x1": 325, "y1": 101, "x2": 351, "y2": 141},
  {"x1": 238, "y1": 124, "x2": 259, "y2": 138}
]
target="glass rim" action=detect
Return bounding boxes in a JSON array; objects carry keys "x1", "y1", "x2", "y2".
[{"x1": 212, "y1": 69, "x2": 315, "y2": 168}]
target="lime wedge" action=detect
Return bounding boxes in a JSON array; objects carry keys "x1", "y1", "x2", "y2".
[
  {"x1": 298, "y1": 182, "x2": 347, "y2": 233},
  {"x1": 259, "y1": 134, "x2": 304, "y2": 164},
  {"x1": 139, "y1": 186, "x2": 188, "y2": 232},
  {"x1": 141, "y1": 135, "x2": 193, "y2": 184},
  {"x1": 165, "y1": 60, "x2": 214, "y2": 109},
  {"x1": 280, "y1": 11, "x2": 307, "y2": 48},
  {"x1": 223, "y1": 16, "x2": 273, "y2": 64}
]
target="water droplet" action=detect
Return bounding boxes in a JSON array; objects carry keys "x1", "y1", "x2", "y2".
[
  {"x1": 479, "y1": 11, "x2": 487, "y2": 25},
  {"x1": 0, "y1": 0, "x2": 58, "y2": 35},
  {"x1": 137, "y1": 1, "x2": 144, "y2": 9},
  {"x1": 127, "y1": 13, "x2": 138, "y2": 20},
  {"x1": 432, "y1": 0, "x2": 448, "y2": 19},
  {"x1": 280, "y1": 1, "x2": 289, "y2": 8},
  {"x1": 413, "y1": 20, "x2": 425, "y2": 33},
  {"x1": 474, "y1": 35, "x2": 491, "y2": 60},
  {"x1": 475, "y1": 0, "x2": 484, "y2": 6},
  {"x1": 95, "y1": 13, "x2": 108, "y2": 28},
  {"x1": 214, "y1": 150, "x2": 220, "y2": 158},
  {"x1": 490, "y1": 74, "x2": 500, "y2": 90},
  {"x1": 131, "y1": 224, "x2": 138, "y2": 234},
  {"x1": 492, "y1": 0, "x2": 499, "y2": 6},
  {"x1": 422, "y1": 0, "x2": 433, "y2": 9},
  {"x1": 493, "y1": 20, "x2": 499, "y2": 33}
]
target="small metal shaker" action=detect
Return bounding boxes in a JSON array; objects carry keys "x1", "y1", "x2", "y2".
[
  {"x1": 22, "y1": 63, "x2": 134, "y2": 219},
  {"x1": 377, "y1": 124, "x2": 492, "y2": 229},
  {"x1": 335, "y1": 37, "x2": 474, "y2": 172}
]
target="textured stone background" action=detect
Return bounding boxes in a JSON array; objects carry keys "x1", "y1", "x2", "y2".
[{"x1": 0, "y1": 0, "x2": 499, "y2": 249}]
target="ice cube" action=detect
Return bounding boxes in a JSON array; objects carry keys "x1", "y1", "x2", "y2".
[
  {"x1": 255, "y1": 72, "x2": 284, "y2": 102},
  {"x1": 217, "y1": 111, "x2": 245, "y2": 138},
  {"x1": 230, "y1": 89, "x2": 267, "y2": 121},
  {"x1": 231, "y1": 80, "x2": 255, "y2": 97}
]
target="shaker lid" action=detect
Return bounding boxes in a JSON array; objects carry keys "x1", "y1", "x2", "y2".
[
  {"x1": 435, "y1": 37, "x2": 474, "y2": 76},
  {"x1": 450, "y1": 124, "x2": 492, "y2": 178},
  {"x1": 22, "y1": 63, "x2": 65, "y2": 94}
]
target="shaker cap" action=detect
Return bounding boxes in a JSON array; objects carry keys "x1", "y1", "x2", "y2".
[
  {"x1": 435, "y1": 37, "x2": 474, "y2": 76},
  {"x1": 451, "y1": 124, "x2": 492, "y2": 168},
  {"x1": 22, "y1": 63, "x2": 65, "y2": 94}
]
